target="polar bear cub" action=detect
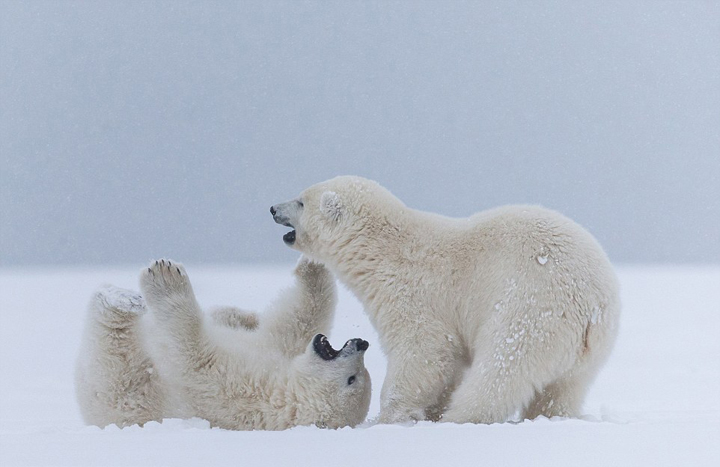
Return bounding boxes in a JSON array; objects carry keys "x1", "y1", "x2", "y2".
[
  {"x1": 75, "y1": 258, "x2": 371, "y2": 430},
  {"x1": 271, "y1": 176, "x2": 620, "y2": 424}
]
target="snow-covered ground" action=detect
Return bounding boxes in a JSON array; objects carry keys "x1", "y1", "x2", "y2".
[{"x1": 1, "y1": 264, "x2": 718, "y2": 466}]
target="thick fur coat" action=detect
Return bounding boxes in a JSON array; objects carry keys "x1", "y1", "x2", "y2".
[
  {"x1": 272, "y1": 176, "x2": 620, "y2": 424},
  {"x1": 75, "y1": 258, "x2": 371, "y2": 430}
]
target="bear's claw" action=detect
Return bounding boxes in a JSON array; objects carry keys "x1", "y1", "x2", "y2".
[{"x1": 140, "y1": 259, "x2": 192, "y2": 304}]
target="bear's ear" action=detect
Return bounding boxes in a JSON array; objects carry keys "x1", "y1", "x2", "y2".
[{"x1": 320, "y1": 191, "x2": 344, "y2": 222}]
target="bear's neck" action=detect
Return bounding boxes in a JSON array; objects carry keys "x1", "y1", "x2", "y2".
[
  {"x1": 250, "y1": 370, "x2": 305, "y2": 430},
  {"x1": 329, "y1": 208, "x2": 446, "y2": 312},
  {"x1": 284, "y1": 371, "x2": 327, "y2": 428}
]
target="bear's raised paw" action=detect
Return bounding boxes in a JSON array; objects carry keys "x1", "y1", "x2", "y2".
[{"x1": 140, "y1": 259, "x2": 193, "y2": 305}]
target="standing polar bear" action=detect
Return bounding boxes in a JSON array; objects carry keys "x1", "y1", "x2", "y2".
[
  {"x1": 75, "y1": 258, "x2": 371, "y2": 430},
  {"x1": 271, "y1": 176, "x2": 620, "y2": 424}
]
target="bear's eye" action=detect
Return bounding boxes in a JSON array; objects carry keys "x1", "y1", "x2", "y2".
[
  {"x1": 298, "y1": 200, "x2": 304, "y2": 208},
  {"x1": 347, "y1": 375, "x2": 356, "y2": 385}
]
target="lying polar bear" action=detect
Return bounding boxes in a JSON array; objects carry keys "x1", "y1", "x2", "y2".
[
  {"x1": 75, "y1": 258, "x2": 371, "y2": 430},
  {"x1": 271, "y1": 176, "x2": 620, "y2": 424}
]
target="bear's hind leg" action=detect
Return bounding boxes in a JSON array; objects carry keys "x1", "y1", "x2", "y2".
[
  {"x1": 91, "y1": 285, "x2": 146, "y2": 330},
  {"x1": 75, "y1": 286, "x2": 165, "y2": 427},
  {"x1": 442, "y1": 322, "x2": 574, "y2": 424},
  {"x1": 522, "y1": 341, "x2": 610, "y2": 420},
  {"x1": 139, "y1": 259, "x2": 218, "y2": 382},
  {"x1": 523, "y1": 304, "x2": 619, "y2": 420},
  {"x1": 522, "y1": 371, "x2": 588, "y2": 420},
  {"x1": 140, "y1": 259, "x2": 204, "y2": 340}
]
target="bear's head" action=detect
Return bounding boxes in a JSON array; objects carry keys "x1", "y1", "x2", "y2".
[
  {"x1": 291, "y1": 333, "x2": 371, "y2": 429},
  {"x1": 270, "y1": 176, "x2": 404, "y2": 263}
]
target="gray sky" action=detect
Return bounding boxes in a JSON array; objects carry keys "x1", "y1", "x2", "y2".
[{"x1": 1, "y1": 0, "x2": 719, "y2": 266}]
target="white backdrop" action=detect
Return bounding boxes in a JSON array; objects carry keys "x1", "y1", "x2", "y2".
[{"x1": 1, "y1": 0, "x2": 719, "y2": 266}]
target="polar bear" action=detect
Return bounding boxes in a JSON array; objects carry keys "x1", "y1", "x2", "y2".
[
  {"x1": 271, "y1": 176, "x2": 620, "y2": 424},
  {"x1": 75, "y1": 258, "x2": 371, "y2": 430}
]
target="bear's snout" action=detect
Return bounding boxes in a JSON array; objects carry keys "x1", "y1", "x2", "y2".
[
  {"x1": 349, "y1": 339, "x2": 369, "y2": 352},
  {"x1": 271, "y1": 202, "x2": 299, "y2": 246},
  {"x1": 270, "y1": 205, "x2": 293, "y2": 228}
]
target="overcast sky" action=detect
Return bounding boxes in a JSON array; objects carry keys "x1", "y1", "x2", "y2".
[{"x1": 1, "y1": 0, "x2": 719, "y2": 266}]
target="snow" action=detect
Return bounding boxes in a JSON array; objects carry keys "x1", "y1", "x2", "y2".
[{"x1": 1, "y1": 265, "x2": 718, "y2": 466}]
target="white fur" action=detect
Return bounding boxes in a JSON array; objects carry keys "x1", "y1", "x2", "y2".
[
  {"x1": 75, "y1": 257, "x2": 371, "y2": 430},
  {"x1": 271, "y1": 176, "x2": 620, "y2": 424}
]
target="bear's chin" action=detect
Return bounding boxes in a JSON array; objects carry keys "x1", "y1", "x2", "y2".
[{"x1": 283, "y1": 230, "x2": 296, "y2": 245}]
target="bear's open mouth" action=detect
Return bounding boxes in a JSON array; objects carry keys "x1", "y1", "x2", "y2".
[
  {"x1": 283, "y1": 229, "x2": 296, "y2": 245},
  {"x1": 270, "y1": 206, "x2": 296, "y2": 245},
  {"x1": 313, "y1": 334, "x2": 369, "y2": 360},
  {"x1": 313, "y1": 334, "x2": 339, "y2": 360}
]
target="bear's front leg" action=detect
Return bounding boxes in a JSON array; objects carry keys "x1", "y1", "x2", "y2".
[
  {"x1": 261, "y1": 256, "x2": 337, "y2": 357},
  {"x1": 210, "y1": 306, "x2": 259, "y2": 330},
  {"x1": 378, "y1": 344, "x2": 461, "y2": 424}
]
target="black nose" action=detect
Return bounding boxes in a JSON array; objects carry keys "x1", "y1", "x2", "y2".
[
  {"x1": 344, "y1": 338, "x2": 369, "y2": 352},
  {"x1": 270, "y1": 206, "x2": 276, "y2": 216}
]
